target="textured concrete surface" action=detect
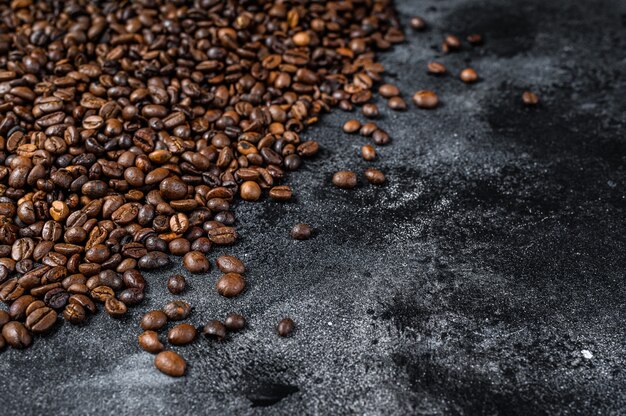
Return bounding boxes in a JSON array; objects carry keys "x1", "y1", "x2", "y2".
[{"x1": 2, "y1": 0, "x2": 626, "y2": 414}]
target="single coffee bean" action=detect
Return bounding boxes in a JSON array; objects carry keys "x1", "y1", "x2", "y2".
[
  {"x1": 44, "y1": 288, "x2": 70, "y2": 309},
  {"x1": 460, "y1": 68, "x2": 478, "y2": 83},
  {"x1": 290, "y1": 224, "x2": 313, "y2": 240},
  {"x1": 168, "y1": 323, "x2": 197, "y2": 345},
  {"x1": 183, "y1": 251, "x2": 210, "y2": 274},
  {"x1": 202, "y1": 320, "x2": 226, "y2": 341},
  {"x1": 364, "y1": 168, "x2": 386, "y2": 185},
  {"x1": 361, "y1": 103, "x2": 379, "y2": 118},
  {"x1": 138, "y1": 330, "x2": 165, "y2": 354},
  {"x1": 2, "y1": 321, "x2": 32, "y2": 349},
  {"x1": 167, "y1": 275, "x2": 186, "y2": 294},
  {"x1": 427, "y1": 61, "x2": 447, "y2": 75},
  {"x1": 277, "y1": 318, "x2": 295, "y2": 337},
  {"x1": 208, "y1": 227, "x2": 237, "y2": 245},
  {"x1": 141, "y1": 310, "x2": 169, "y2": 330},
  {"x1": 104, "y1": 298, "x2": 127, "y2": 318},
  {"x1": 268, "y1": 185, "x2": 293, "y2": 201},
  {"x1": 216, "y1": 273, "x2": 246, "y2": 298},
  {"x1": 216, "y1": 255, "x2": 245, "y2": 274},
  {"x1": 123, "y1": 269, "x2": 146, "y2": 290},
  {"x1": 410, "y1": 16, "x2": 427, "y2": 30},
  {"x1": 387, "y1": 96, "x2": 407, "y2": 111},
  {"x1": 378, "y1": 84, "x2": 400, "y2": 98},
  {"x1": 154, "y1": 351, "x2": 186, "y2": 377},
  {"x1": 69, "y1": 294, "x2": 97, "y2": 314},
  {"x1": 343, "y1": 119, "x2": 361, "y2": 134},
  {"x1": 138, "y1": 251, "x2": 171, "y2": 270},
  {"x1": 412, "y1": 90, "x2": 439, "y2": 109},
  {"x1": 372, "y1": 129, "x2": 390, "y2": 145},
  {"x1": 360, "y1": 122, "x2": 378, "y2": 137},
  {"x1": 9, "y1": 294, "x2": 35, "y2": 320},
  {"x1": 0, "y1": 310, "x2": 10, "y2": 327},
  {"x1": 163, "y1": 300, "x2": 192, "y2": 321},
  {"x1": 332, "y1": 171, "x2": 358, "y2": 189},
  {"x1": 90, "y1": 285, "x2": 115, "y2": 302},
  {"x1": 444, "y1": 34, "x2": 461, "y2": 50},
  {"x1": 240, "y1": 181, "x2": 261, "y2": 201},
  {"x1": 224, "y1": 313, "x2": 246, "y2": 331},
  {"x1": 361, "y1": 144, "x2": 377, "y2": 161},
  {"x1": 63, "y1": 303, "x2": 86, "y2": 325},
  {"x1": 522, "y1": 91, "x2": 539, "y2": 105},
  {"x1": 25, "y1": 306, "x2": 57, "y2": 333},
  {"x1": 118, "y1": 288, "x2": 145, "y2": 305}
]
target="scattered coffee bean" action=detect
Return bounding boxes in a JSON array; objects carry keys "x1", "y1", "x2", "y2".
[
  {"x1": 183, "y1": 251, "x2": 210, "y2": 274},
  {"x1": 105, "y1": 298, "x2": 127, "y2": 319},
  {"x1": 361, "y1": 103, "x2": 380, "y2": 118},
  {"x1": 522, "y1": 91, "x2": 540, "y2": 105},
  {"x1": 141, "y1": 310, "x2": 168, "y2": 331},
  {"x1": 332, "y1": 171, "x2": 358, "y2": 189},
  {"x1": 460, "y1": 68, "x2": 478, "y2": 83},
  {"x1": 163, "y1": 300, "x2": 192, "y2": 321},
  {"x1": 224, "y1": 314, "x2": 246, "y2": 331},
  {"x1": 277, "y1": 318, "x2": 295, "y2": 337},
  {"x1": 290, "y1": 224, "x2": 314, "y2": 240},
  {"x1": 216, "y1": 273, "x2": 246, "y2": 298},
  {"x1": 364, "y1": 168, "x2": 387, "y2": 185},
  {"x1": 343, "y1": 119, "x2": 361, "y2": 134},
  {"x1": 240, "y1": 181, "x2": 262, "y2": 202},
  {"x1": 168, "y1": 323, "x2": 197, "y2": 346},
  {"x1": 139, "y1": 331, "x2": 165, "y2": 354},
  {"x1": 444, "y1": 34, "x2": 461, "y2": 50},
  {"x1": 387, "y1": 97, "x2": 407, "y2": 111},
  {"x1": 3, "y1": 321, "x2": 32, "y2": 348},
  {"x1": 427, "y1": 61, "x2": 447, "y2": 75},
  {"x1": 360, "y1": 123, "x2": 378, "y2": 137},
  {"x1": 361, "y1": 145, "x2": 377, "y2": 161},
  {"x1": 269, "y1": 186, "x2": 293, "y2": 202},
  {"x1": 379, "y1": 84, "x2": 400, "y2": 98},
  {"x1": 202, "y1": 320, "x2": 226, "y2": 341},
  {"x1": 413, "y1": 90, "x2": 439, "y2": 109},
  {"x1": 63, "y1": 303, "x2": 86, "y2": 325},
  {"x1": 410, "y1": 16, "x2": 427, "y2": 30},
  {"x1": 216, "y1": 256, "x2": 245, "y2": 274},
  {"x1": 167, "y1": 275, "x2": 186, "y2": 295},
  {"x1": 155, "y1": 351, "x2": 186, "y2": 377}
]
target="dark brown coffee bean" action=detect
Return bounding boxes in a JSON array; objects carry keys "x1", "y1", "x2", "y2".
[
  {"x1": 332, "y1": 171, "x2": 358, "y2": 189},
  {"x1": 139, "y1": 311, "x2": 167, "y2": 331},
  {"x1": 387, "y1": 96, "x2": 407, "y2": 111},
  {"x1": 412, "y1": 90, "x2": 439, "y2": 109},
  {"x1": 155, "y1": 351, "x2": 186, "y2": 377},
  {"x1": 343, "y1": 119, "x2": 361, "y2": 134},
  {"x1": 216, "y1": 256, "x2": 245, "y2": 274},
  {"x1": 139, "y1": 330, "x2": 165, "y2": 354},
  {"x1": 183, "y1": 251, "x2": 210, "y2": 274},
  {"x1": 240, "y1": 181, "x2": 262, "y2": 201},
  {"x1": 123, "y1": 269, "x2": 146, "y2": 290},
  {"x1": 361, "y1": 145, "x2": 377, "y2": 161},
  {"x1": 379, "y1": 84, "x2": 400, "y2": 98},
  {"x1": 360, "y1": 122, "x2": 378, "y2": 137},
  {"x1": 364, "y1": 168, "x2": 386, "y2": 185},
  {"x1": 522, "y1": 91, "x2": 539, "y2": 105},
  {"x1": 160, "y1": 177, "x2": 188, "y2": 200},
  {"x1": 63, "y1": 303, "x2": 86, "y2": 324},
  {"x1": 361, "y1": 103, "x2": 379, "y2": 118},
  {"x1": 138, "y1": 252, "x2": 171, "y2": 270},
  {"x1": 410, "y1": 16, "x2": 427, "y2": 30},
  {"x1": 268, "y1": 185, "x2": 293, "y2": 201},
  {"x1": 208, "y1": 227, "x2": 237, "y2": 245},
  {"x1": 290, "y1": 224, "x2": 313, "y2": 240},
  {"x1": 163, "y1": 300, "x2": 191, "y2": 321},
  {"x1": 277, "y1": 318, "x2": 295, "y2": 337},
  {"x1": 216, "y1": 273, "x2": 246, "y2": 298},
  {"x1": 2, "y1": 321, "x2": 32, "y2": 348},
  {"x1": 224, "y1": 313, "x2": 246, "y2": 331},
  {"x1": 44, "y1": 288, "x2": 70, "y2": 309},
  {"x1": 0, "y1": 310, "x2": 10, "y2": 327},
  {"x1": 202, "y1": 320, "x2": 226, "y2": 341},
  {"x1": 69, "y1": 294, "x2": 96, "y2": 314},
  {"x1": 9, "y1": 295, "x2": 35, "y2": 320},
  {"x1": 168, "y1": 323, "x2": 197, "y2": 345},
  {"x1": 118, "y1": 288, "x2": 144, "y2": 305},
  {"x1": 25, "y1": 307, "x2": 57, "y2": 334},
  {"x1": 104, "y1": 298, "x2": 127, "y2": 318},
  {"x1": 91, "y1": 285, "x2": 115, "y2": 302},
  {"x1": 167, "y1": 275, "x2": 186, "y2": 294},
  {"x1": 444, "y1": 34, "x2": 461, "y2": 50}
]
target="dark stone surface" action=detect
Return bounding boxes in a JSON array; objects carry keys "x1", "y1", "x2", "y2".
[{"x1": 2, "y1": 0, "x2": 626, "y2": 414}]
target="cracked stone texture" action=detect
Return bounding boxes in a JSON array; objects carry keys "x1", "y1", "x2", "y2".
[{"x1": 2, "y1": 0, "x2": 626, "y2": 414}]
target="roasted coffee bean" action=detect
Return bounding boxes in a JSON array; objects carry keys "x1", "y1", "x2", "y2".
[
  {"x1": 277, "y1": 318, "x2": 295, "y2": 337},
  {"x1": 361, "y1": 145, "x2": 377, "y2": 161},
  {"x1": 141, "y1": 310, "x2": 168, "y2": 331},
  {"x1": 343, "y1": 119, "x2": 361, "y2": 134},
  {"x1": 427, "y1": 61, "x2": 447, "y2": 75},
  {"x1": 163, "y1": 300, "x2": 191, "y2": 321},
  {"x1": 69, "y1": 294, "x2": 96, "y2": 314},
  {"x1": 460, "y1": 68, "x2": 478, "y2": 83},
  {"x1": 25, "y1": 307, "x2": 57, "y2": 334},
  {"x1": 224, "y1": 313, "x2": 246, "y2": 331},
  {"x1": 360, "y1": 122, "x2": 378, "y2": 137},
  {"x1": 183, "y1": 251, "x2": 210, "y2": 274},
  {"x1": 332, "y1": 171, "x2": 358, "y2": 189},
  {"x1": 387, "y1": 97, "x2": 407, "y2": 111},
  {"x1": 216, "y1": 273, "x2": 246, "y2": 298},
  {"x1": 63, "y1": 303, "x2": 86, "y2": 325},
  {"x1": 138, "y1": 252, "x2": 170, "y2": 270},
  {"x1": 522, "y1": 91, "x2": 539, "y2": 105},
  {"x1": 410, "y1": 16, "x2": 427, "y2": 30},
  {"x1": 379, "y1": 84, "x2": 400, "y2": 98},
  {"x1": 268, "y1": 186, "x2": 293, "y2": 202},
  {"x1": 202, "y1": 320, "x2": 226, "y2": 341},
  {"x1": 168, "y1": 323, "x2": 197, "y2": 345},
  {"x1": 44, "y1": 288, "x2": 70, "y2": 309},
  {"x1": 0, "y1": 310, "x2": 10, "y2": 327},
  {"x1": 372, "y1": 129, "x2": 391, "y2": 145},
  {"x1": 2, "y1": 321, "x2": 32, "y2": 348},
  {"x1": 290, "y1": 224, "x2": 313, "y2": 240},
  {"x1": 155, "y1": 351, "x2": 186, "y2": 377},
  {"x1": 364, "y1": 168, "x2": 386, "y2": 185},
  {"x1": 444, "y1": 34, "x2": 461, "y2": 50},
  {"x1": 138, "y1": 330, "x2": 165, "y2": 354},
  {"x1": 467, "y1": 33, "x2": 483, "y2": 44},
  {"x1": 361, "y1": 103, "x2": 379, "y2": 118},
  {"x1": 90, "y1": 285, "x2": 115, "y2": 302},
  {"x1": 240, "y1": 181, "x2": 262, "y2": 201},
  {"x1": 216, "y1": 256, "x2": 245, "y2": 274},
  {"x1": 412, "y1": 90, "x2": 439, "y2": 109},
  {"x1": 118, "y1": 288, "x2": 145, "y2": 306},
  {"x1": 123, "y1": 269, "x2": 146, "y2": 290},
  {"x1": 208, "y1": 227, "x2": 237, "y2": 245},
  {"x1": 167, "y1": 275, "x2": 186, "y2": 295},
  {"x1": 104, "y1": 298, "x2": 127, "y2": 318},
  {"x1": 9, "y1": 295, "x2": 35, "y2": 320}
]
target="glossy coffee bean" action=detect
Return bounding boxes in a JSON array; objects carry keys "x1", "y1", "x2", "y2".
[
  {"x1": 155, "y1": 351, "x2": 186, "y2": 377},
  {"x1": 364, "y1": 168, "x2": 386, "y2": 185},
  {"x1": 168, "y1": 323, "x2": 197, "y2": 345},
  {"x1": 183, "y1": 251, "x2": 210, "y2": 274},
  {"x1": 2, "y1": 321, "x2": 32, "y2": 348},
  {"x1": 332, "y1": 171, "x2": 358, "y2": 189},
  {"x1": 138, "y1": 330, "x2": 165, "y2": 354},
  {"x1": 140, "y1": 310, "x2": 168, "y2": 330},
  {"x1": 412, "y1": 90, "x2": 439, "y2": 109},
  {"x1": 224, "y1": 313, "x2": 246, "y2": 331},
  {"x1": 277, "y1": 318, "x2": 295, "y2": 337},
  {"x1": 216, "y1": 273, "x2": 246, "y2": 298},
  {"x1": 202, "y1": 320, "x2": 226, "y2": 341},
  {"x1": 290, "y1": 224, "x2": 313, "y2": 240},
  {"x1": 167, "y1": 275, "x2": 186, "y2": 294},
  {"x1": 215, "y1": 256, "x2": 245, "y2": 274},
  {"x1": 104, "y1": 298, "x2": 127, "y2": 318},
  {"x1": 163, "y1": 300, "x2": 191, "y2": 321}
]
